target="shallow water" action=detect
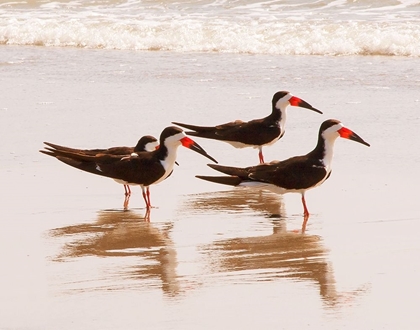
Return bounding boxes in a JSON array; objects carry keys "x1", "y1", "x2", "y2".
[
  {"x1": 1, "y1": 0, "x2": 420, "y2": 55},
  {"x1": 1, "y1": 45, "x2": 420, "y2": 329}
]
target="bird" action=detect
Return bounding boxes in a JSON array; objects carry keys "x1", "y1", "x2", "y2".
[
  {"x1": 196, "y1": 119, "x2": 370, "y2": 229},
  {"x1": 172, "y1": 91, "x2": 322, "y2": 164},
  {"x1": 43, "y1": 135, "x2": 159, "y2": 156},
  {"x1": 40, "y1": 126, "x2": 218, "y2": 214},
  {"x1": 43, "y1": 135, "x2": 160, "y2": 196}
]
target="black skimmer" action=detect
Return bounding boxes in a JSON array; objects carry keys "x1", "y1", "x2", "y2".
[
  {"x1": 43, "y1": 135, "x2": 159, "y2": 156},
  {"x1": 196, "y1": 119, "x2": 370, "y2": 229},
  {"x1": 173, "y1": 91, "x2": 322, "y2": 164},
  {"x1": 40, "y1": 126, "x2": 217, "y2": 214},
  {"x1": 43, "y1": 135, "x2": 159, "y2": 196}
]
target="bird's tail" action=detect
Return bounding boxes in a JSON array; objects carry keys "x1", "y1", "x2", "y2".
[
  {"x1": 196, "y1": 175, "x2": 242, "y2": 186},
  {"x1": 55, "y1": 156, "x2": 105, "y2": 176},
  {"x1": 40, "y1": 149, "x2": 109, "y2": 177},
  {"x1": 172, "y1": 121, "x2": 222, "y2": 139},
  {"x1": 43, "y1": 142, "x2": 87, "y2": 154},
  {"x1": 40, "y1": 148, "x2": 98, "y2": 162},
  {"x1": 172, "y1": 121, "x2": 216, "y2": 132},
  {"x1": 207, "y1": 163, "x2": 249, "y2": 178}
]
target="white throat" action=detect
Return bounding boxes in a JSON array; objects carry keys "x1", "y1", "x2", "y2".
[
  {"x1": 322, "y1": 137, "x2": 336, "y2": 172},
  {"x1": 158, "y1": 148, "x2": 177, "y2": 182},
  {"x1": 154, "y1": 132, "x2": 184, "y2": 185},
  {"x1": 279, "y1": 110, "x2": 287, "y2": 136},
  {"x1": 321, "y1": 123, "x2": 342, "y2": 172},
  {"x1": 276, "y1": 93, "x2": 292, "y2": 135}
]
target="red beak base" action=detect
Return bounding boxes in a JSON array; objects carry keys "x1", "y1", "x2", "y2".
[
  {"x1": 180, "y1": 137, "x2": 218, "y2": 163},
  {"x1": 338, "y1": 127, "x2": 370, "y2": 147},
  {"x1": 289, "y1": 96, "x2": 323, "y2": 114}
]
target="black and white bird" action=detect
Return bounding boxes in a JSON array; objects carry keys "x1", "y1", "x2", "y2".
[
  {"x1": 40, "y1": 126, "x2": 217, "y2": 213},
  {"x1": 196, "y1": 119, "x2": 370, "y2": 223},
  {"x1": 43, "y1": 135, "x2": 159, "y2": 196},
  {"x1": 173, "y1": 91, "x2": 322, "y2": 164}
]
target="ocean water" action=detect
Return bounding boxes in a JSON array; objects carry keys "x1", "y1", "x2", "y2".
[{"x1": 1, "y1": 0, "x2": 420, "y2": 56}]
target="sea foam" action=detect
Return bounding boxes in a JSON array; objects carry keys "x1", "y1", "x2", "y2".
[{"x1": 1, "y1": 0, "x2": 419, "y2": 56}]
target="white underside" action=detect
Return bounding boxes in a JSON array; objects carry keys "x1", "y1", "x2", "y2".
[
  {"x1": 113, "y1": 178, "x2": 139, "y2": 186},
  {"x1": 225, "y1": 136, "x2": 280, "y2": 149}
]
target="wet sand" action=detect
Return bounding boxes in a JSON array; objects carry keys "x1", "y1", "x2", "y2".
[{"x1": 1, "y1": 45, "x2": 420, "y2": 329}]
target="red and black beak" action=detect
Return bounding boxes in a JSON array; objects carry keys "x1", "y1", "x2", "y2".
[
  {"x1": 338, "y1": 127, "x2": 370, "y2": 147},
  {"x1": 289, "y1": 96, "x2": 323, "y2": 114},
  {"x1": 181, "y1": 137, "x2": 218, "y2": 163}
]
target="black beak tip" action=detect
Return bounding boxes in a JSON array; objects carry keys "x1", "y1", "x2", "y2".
[
  {"x1": 208, "y1": 155, "x2": 218, "y2": 164},
  {"x1": 352, "y1": 135, "x2": 370, "y2": 147}
]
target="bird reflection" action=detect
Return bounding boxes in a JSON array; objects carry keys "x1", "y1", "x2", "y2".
[
  {"x1": 50, "y1": 210, "x2": 180, "y2": 296},
  {"x1": 184, "y1": 187, "x2": 308, "y2": 231},
  {"x1": 184, "y1": 189, "x2": 366, "y2": 307},
  {"x1": 185, "y1": 188, "x2": 285, "y2": 218},
  {"x1": 204, "y1": 225, "x2": 338, "y2": 304},
  {"x1": 205, "y1": 220, "x2": 367, "y2": 307}
]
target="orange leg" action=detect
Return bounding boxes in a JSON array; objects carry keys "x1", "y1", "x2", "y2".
[
  {"x1": 300, "y1": 194, "x2": 310, "y2": 233},
  {"x1": 301, "y1": 194, "x2": 310, "y2": 217},
  {"x1": 123, "y1": 194, "x2": 130, "y2": 210},
  {"x1": 144, "y1": 207, "x2": 151, "y2": 222},
  {"x1": 141, "y1": 186, "x2": 151, "y2": 209},
  {"x1": 146, "y1": 187, "x2": 152, "y2": 208},
  {"x1": 301, "y1": 213, "x2": 309, "y2": 233},
  {"x1": 258, "y1": 148, "x2": 265, "y2": 164},
  {"x1": 124, "y1": 185, "x2": 131, "y2": 196}
]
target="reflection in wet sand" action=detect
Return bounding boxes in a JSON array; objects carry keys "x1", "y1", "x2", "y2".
[
  {"x1": 185, "y1": 188, "x2": 285, "y2": 218},
  {"x1": 205, "y1": 226, "x2": 337, "y2": 303},
  {"x1": 185, "y1": 188, "x2": 309, "y2": 231},
  {"x1": 50, "y1": 210, "x2": 181, "y2": 296},
  {"x1": 185, "y1": 189, "x2": 367, "y2": 307},
  {"x1": 205, "y1": 223, "x2": 367, "y2": 307}
]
